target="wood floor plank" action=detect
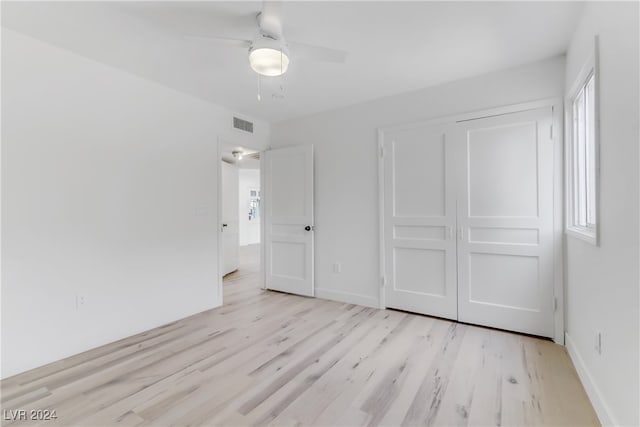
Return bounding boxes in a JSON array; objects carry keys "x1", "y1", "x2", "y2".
[
  {"x1": 429, "y1": 325, "x2": 489, "y2": 426},
  {"x1": 1, "y1": 244, "x2": 600, "y2": 427},
  {"x1": 269, "y1": 310, "x2": 411, "y2": 426},
  {"x1": 401, "y1": 322, "x2": 468, "y2": 426}
]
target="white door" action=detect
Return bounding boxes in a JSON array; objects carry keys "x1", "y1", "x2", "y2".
[
  {"x1": 382, "y1": 124, "x2": 458, "y2": 320},
  {"x1": 456, "y1": 107, "x2": 555, "y2": 337},
  {"x1": 221, "y1": 161, "x2": 239, "y2": 276},
  {"x1": 264, "y1": 145, "x2": 314, "y2": 297}
]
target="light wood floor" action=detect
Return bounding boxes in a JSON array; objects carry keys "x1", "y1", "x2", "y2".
[{"x1": 1, "y1": 244, "x2": 599, "y2": 426}]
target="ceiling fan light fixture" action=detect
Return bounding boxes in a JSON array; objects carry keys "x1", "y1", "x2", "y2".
[{"x1": 249, "y1": 47, "x2": 289, "y2": 77}]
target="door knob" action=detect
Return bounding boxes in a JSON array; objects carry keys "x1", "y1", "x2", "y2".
[
  {"x1": 222, "y1": 223, "x2": 228, "y2": 227},
  {"x1": 305, "y1": 226, "x2": 311, "y2": 231}
]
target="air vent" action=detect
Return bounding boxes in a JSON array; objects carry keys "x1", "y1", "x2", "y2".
[{"x1": 233, "y1": 117, "x2": 254, "y2": 134}]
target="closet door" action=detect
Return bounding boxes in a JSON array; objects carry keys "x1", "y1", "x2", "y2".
[
  {"x1": 455, "y1": 107, "x2": 555, "y2": 337},
  {"x1": 382, "y1": 123, "x2": 458, "y2": 320}
]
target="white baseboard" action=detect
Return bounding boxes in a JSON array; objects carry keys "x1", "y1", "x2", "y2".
[
  {"x1": 314, "y1": 288, "x2": 379, "y2": 308},
  {"x1": 565, "y1": 332, "x2": 618, "y2": 426}
]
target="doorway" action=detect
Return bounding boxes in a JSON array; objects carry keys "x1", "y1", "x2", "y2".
[
  {"x1": 217, "y1": 143, "x2": 316, "y2": 303},
  {"x1": 220, "y1": 144, "x2": 262, "y2": 293}
]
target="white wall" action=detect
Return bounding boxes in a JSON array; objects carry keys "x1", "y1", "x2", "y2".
[
  {"x1": 1, "y1": 29, "x2": 269, "y2": 378},
  {"x1": 238, "y1": 169, "x2": 261, "y2": 246},
  {"x1": 563, "y1": 3, "x2": 639, "y2": 426},
  {"x1": 271, "y1": 56, "x2": 565, "y2": 308}
]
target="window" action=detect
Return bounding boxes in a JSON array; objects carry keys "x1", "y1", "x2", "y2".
[
  {"x1": 248, "y1": 188, "x2": 260, "y2": 221},
  {"x1": 566, "y1": 39, "x2": 599, "y2": 245}
]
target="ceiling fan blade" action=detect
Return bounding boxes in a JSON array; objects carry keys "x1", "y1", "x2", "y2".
[
  {"x1": 259, "y1": 0, "x2": 284, "y2": 37},
  {"x1": 126, "y1": 4, "x2": 258, "y2": 42},
  {"x1": 288, "y1": 41, "x2": 348, "y2": 64},
  {"x1": 185, "y1": 35, "x2": 251, "y2": 48}
]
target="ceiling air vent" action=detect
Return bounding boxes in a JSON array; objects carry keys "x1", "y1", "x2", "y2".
[{"x1": 233, "y1": 117, "x2": 254, "y2": 134}]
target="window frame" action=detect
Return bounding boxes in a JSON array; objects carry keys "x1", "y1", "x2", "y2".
[{"x1": 565, "y1": 36, "x2": 600, "y2": 245}]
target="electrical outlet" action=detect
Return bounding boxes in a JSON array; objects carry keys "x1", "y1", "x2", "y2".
[
  {"x1": 75, "y1": 295, "x2": 86, "y2": 309},
  {"x1": 333, "y1": 263, "x2": 342, "y2": 274},
  {"x1": 595, "y1": 330, "x2": 602, "y2": 355}
]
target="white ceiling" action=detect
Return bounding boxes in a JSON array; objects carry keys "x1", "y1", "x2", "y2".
[{"x1": 2, "y1": 1, "x2": 583, "y2": 123}]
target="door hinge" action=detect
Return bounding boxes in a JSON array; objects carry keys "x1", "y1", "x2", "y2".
[
  {"x1": 380, "y1": 276, "x2": 385, "y2": 287},
  {"x1": 553, "y1": 297, "x2": 558, "y2": 312},
  {"x1": 380, "y1": 146, "x2": 384, "y2": 158}
]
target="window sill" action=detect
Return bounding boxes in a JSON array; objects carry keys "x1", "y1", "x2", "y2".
[{"x1": 566, "y1": 226, "x2": 598, "y2": 246}]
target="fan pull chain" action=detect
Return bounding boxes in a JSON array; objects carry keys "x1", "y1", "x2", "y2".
[
  {"x1": 280, "y1": 49, "x2": 284, "y2": 95},
  {"x1": 270, "y1": 48, "x2": 285, "y2": 100},
  {"x1": 257, "y1": 75, "x2": 262, "y2": 101}
]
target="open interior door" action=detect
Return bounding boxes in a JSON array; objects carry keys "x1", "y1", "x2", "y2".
[
  {"x1": 264, "y1": 145, "x2": 314, "y2": 297},
  {"x1": 221, "y1": 161, "x2": 239, "y2": 276}
]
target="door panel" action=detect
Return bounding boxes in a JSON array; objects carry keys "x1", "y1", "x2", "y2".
[
  {"x1": 392, "y1": 132, "x2": 447, "y2": 217},
  {"x1": 394, "y1": 247, "x2": 446, "y2": 295},
  {"x1": 468, "y1": 252, "x2": 540, "y2": 310},
  {"x1": 270, "y1": 150, "x2": 307, "y2": 219},
  {"x1": 456, "y1": 107, "x2": 555, "y2": 337},
  {"x1": 467, "y1": 122, "x2": 540, "y2": 217},
  {"x1": 221, "y1": 161, "x2": 239, "y2": 276},
  {"x1": 383, "y1": 125, "x2": 458, "y2": 320},
  {"x1": 265, "y1": 145, "x2": 314, "y2": 297}
]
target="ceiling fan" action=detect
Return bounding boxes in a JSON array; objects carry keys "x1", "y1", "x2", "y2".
[{"x1": 187, "y1": 1, "x2": 348, "y2": 77}]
